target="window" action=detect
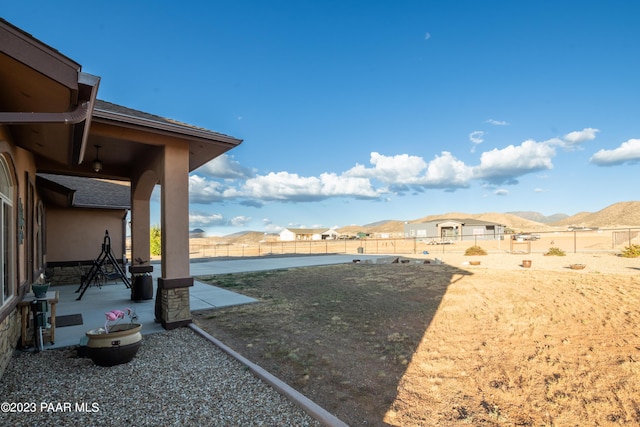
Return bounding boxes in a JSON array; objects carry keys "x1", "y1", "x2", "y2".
[{"x1": 0, "y1": 156, "x2": 14, "y2": 307}]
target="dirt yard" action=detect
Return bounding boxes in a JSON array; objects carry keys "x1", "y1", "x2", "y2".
[{"x1": 193, "y1": 252, "x2": 640, "y2": 426}]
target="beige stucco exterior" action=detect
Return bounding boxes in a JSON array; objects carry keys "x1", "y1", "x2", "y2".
[
  {"x1": 0, "y1": 19, "x2": 242, "y2": 375},
  {"x1": 46, "y1": 207, "x2": 126, "y2": 262},
  {"x1": 0, "y1": 126, "x2": 43, "y2": 374}
]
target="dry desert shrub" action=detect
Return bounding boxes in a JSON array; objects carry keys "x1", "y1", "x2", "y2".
[
  {"x1": 464, "y1": 245, "x2": 487, "y2": 256},
  {"x1": 620, "y1": 244, "x2": 640, "y2": 258},
  {"x1": 545, "y1": 247, "x2": 566, "y2": 256}
]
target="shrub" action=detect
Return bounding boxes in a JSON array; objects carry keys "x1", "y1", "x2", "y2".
[
  {"x1": 620, "y1": 244, "x2": 640, "y2": 258},
  {"x1": 150, "y1": 224, "x2": 161, "y2": 256},
  {"x1": 545, "y1": 247, "x2": 565, "y2": 256},
  {"x1": 464, "y1": 245, "x2": 487, "y2": 256}
]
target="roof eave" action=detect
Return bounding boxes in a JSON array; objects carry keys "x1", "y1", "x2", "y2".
[{"x1": 92, "y1": 107, "x2": 242, "y2": 147}]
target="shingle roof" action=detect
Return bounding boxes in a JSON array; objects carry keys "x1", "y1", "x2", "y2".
[
  {"x1": 421, "y1": 218, "x2": 505, "y2": 226},
  {"x1": 283, "y1": 228, "x2": 331, "y2": 234},
  {"x1": 93, "y1": 99, "x2": 236, "y2": 140},
  {"x1": 37, "y1": 173, "x2": 130, "y2": 209}
]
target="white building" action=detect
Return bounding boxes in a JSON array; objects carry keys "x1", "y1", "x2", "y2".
[{"x1": 279, "y1": 228, "x2": 339, "y2": 241}]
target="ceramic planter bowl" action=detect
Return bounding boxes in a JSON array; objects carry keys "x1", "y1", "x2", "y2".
[{"x1": 85, "y1": 324, "x2": 142, "y2": 367}]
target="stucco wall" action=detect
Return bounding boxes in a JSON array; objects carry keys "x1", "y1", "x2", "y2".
[
  {"x1": 46, "y1": 207, "x2": 126, "y2": 263},
  {"x1": 0, "y1": 127, "x2": 39, "y2": 377}
]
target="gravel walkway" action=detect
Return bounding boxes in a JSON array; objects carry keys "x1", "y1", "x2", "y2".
[{"x1": 0, "y1": 327, "x2": 322, "y2": 426}]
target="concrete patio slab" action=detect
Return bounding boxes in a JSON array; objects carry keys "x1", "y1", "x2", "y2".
[{"x1": 33, "y1": 253, "x2": 386, "y2": 350}]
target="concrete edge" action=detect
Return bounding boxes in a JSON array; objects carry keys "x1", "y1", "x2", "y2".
[{"x1": 188, "y1": 323, "x2": 349, "y2": 427}]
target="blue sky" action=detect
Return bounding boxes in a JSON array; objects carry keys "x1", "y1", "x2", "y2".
[{"x1": 5, "y1": 1, "x2": 640, "y2": 235}]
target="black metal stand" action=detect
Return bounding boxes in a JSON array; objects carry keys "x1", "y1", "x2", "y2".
[
  {"x1": 76, "y1": 230, "x2": 131, "y2": 300},
  {"x1": 30, "y1": 299, "x2": 47, "y2": 352}
]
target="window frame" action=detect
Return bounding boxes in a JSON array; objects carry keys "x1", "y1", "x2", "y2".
[{"x1": 0, "y1": 155, "x2": 15, "y2": 308}]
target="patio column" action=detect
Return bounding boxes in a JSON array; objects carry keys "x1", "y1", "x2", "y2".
[
  {"x1": 130, "y1": 169, "x2": 157, "y2": 299},
  {"x1": 158, "y1": 143, "x2": 193, "y2": 330},
  {"x1": 130, "y1": 169, "x2": 157, "y2": 264}
]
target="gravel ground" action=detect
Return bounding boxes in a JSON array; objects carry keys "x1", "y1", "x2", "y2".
[{"x1": 0, "y1": 327, "x2": 322, "y2": 426}]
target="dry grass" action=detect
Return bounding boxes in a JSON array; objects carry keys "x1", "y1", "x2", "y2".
[
  {"x1": 386, "y1": 267, "x2": 640, "y2": 426},
  {"x1": 194, "y1": 253, "x2": 640, "y2": 426}
]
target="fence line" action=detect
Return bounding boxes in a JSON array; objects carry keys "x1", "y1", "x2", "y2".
[{"x1": 185, "y1": 227, "x2": 640, "y2": 258}]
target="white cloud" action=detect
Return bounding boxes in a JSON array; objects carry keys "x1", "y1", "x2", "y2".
[
  {"x1": 469, "y1": 130, "x2": 484, "y2": 144},
  {"x1": 189, "y1": 175, "x2": 227, "y2": 203},
  {"x1": 424, "y1": 32, "x2": 431, "y2": 40},
  {"x1": 189, "y1": 211, "x2": 225, "y2": 227},
  {"x1": 495, "y1": 189, "x2": 509, "y2": 196},
  {"x1": 421, "y1": 152, "x2": 472, "y2": 187},
  {"x1": 346, "y1": 152, "x2": 427, "y2": 182},
  {"x1": 233, "y1": 171, "x2": 379, "y2": 201},
  {"x1": 473, "y1": 139, "x2": 556, "y2": 184},
  {"x1": 346, "y1": 151, "x2": 472, "y2": 189},
  {"x1": 184, "y1": 127, "x2": 605, "y2": 209},
  {"x1": 230, "y1": 216, "x2": 252, "y2": 227},
  {"x1": 197, "y1": 154, "x2": 253, "y2": 179},
  {"x1": 485, "y1": 119, "x2": 509, "y2": 126},
  {"x1": 189, "y1": 212, "x2": 251, "y2": 228},
  {"x1": 262, "y1": 218, "x2": 283, "y2": 233},
  {"x1": 264, "y1": 224, "x2": 283, "y2": 233},
  {"x1": 563, "y1": 127, "x2": 599, "y2": 147},
  {"x1": 590, "y1": 138, "x2": 640, "y2": 166}
]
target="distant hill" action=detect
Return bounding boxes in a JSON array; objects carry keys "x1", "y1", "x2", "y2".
[
  {"x1": 551, "y1": 201, "x2": 640, "y2": 228},
  {"x1": 507, "y1": 211, "x2": 569, "y2": 224},
  {"x1": 337, "y1": 220, "x2": 406, "y2": 236},
  {"x1": 200, "y1": 201, "x2": 640, "y2": 244},
  {"x1": 409, "y1": 212, "x2": 549, "y2": 232},
  {"x1": 196, "y1": 230, "x2": 270, "y2": 245},
  {"x1": 362, "y1": 219, "x2": 395, "y2": 227}
]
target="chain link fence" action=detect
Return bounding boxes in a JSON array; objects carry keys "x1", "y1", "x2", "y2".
[{"x1": 186, "y1": 227, "x2": 640, "y2": 258}]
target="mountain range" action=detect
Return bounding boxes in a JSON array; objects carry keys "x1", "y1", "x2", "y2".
[{"x1": 203, "y1": 201, "x2": 640, "y2": 242}]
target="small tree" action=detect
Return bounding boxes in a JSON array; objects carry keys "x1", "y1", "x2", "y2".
[{"x1": 150, "y1": 225, "x2": 161, "y2": 256}]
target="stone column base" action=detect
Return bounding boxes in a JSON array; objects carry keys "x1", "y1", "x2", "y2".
[{"x1": 157, "y1": 277, "x2": 193, "y2": 330}]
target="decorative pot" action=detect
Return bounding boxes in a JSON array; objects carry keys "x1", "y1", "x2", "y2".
[
  {"x1": 522, "y1": 260, "x2": 532, "y2": 268},
  {"x1": 85, "y1": 324, "x2": 142, "y2": 367},
  {"x1": 570, "y1": 264, "x2": 586, "y2": 270},
  {"x1": 31, "y1": 283, "x2": 50, "y2": 298}
]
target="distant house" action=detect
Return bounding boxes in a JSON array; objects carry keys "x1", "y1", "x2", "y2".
[
  {"x1": 279, "y1": 228, "x2": 338, "y2": 241},
  {"x1": 404, "y1": 219, "x2": 505, "y2": 242}
]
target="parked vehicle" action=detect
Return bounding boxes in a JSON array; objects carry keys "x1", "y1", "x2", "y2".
[
  {"x1": 426, "y1": 239, "x2": 455, "y2": 245},
  {"x1": 512, "y1": 233, "x2": 540, "y2": 241}
]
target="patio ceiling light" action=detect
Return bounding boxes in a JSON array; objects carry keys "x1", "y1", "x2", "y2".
[{"x1": 92, "y1": 145, "x2": 102, "y2": 172}]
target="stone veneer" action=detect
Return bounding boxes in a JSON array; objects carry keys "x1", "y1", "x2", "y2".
[
  {"x1": 160, "y1": 288, "x2": 191, "y2": 327},
  {"x1": 0, "y1": 309, "x2": 20, "y2": 377},
  {"x1": 48, "y1": 264, "x2": 131, "y2": 288},
  {"x1": 157, "y1": 277, "x2": 193, "y2": 330},
  {"x1": 48, "y1": 265, "x2": 83, "y2": 286}
]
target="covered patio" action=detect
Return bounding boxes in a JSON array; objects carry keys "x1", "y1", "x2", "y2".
[
  {"x1": 38, "y1": 267, "x2": 256, "y2": 350},
  {"x1": 41, "y1": 253, "x2": 386, "y2": 349},
  {"x1": 0, "y1": 17, "x2": 242, "y2": 374}
]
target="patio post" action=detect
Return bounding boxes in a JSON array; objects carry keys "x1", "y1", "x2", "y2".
[
  {"x1": 158, "y1": 143, "x2": 193, "y2": 330},
  {"x1": 130, "y1": 170, "x2": 156, "y2": 266}
]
